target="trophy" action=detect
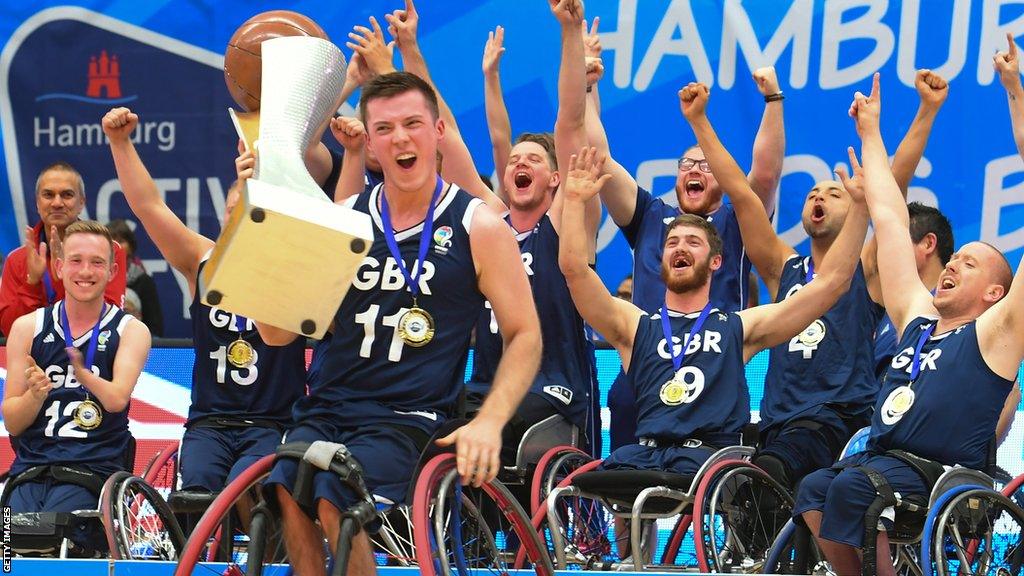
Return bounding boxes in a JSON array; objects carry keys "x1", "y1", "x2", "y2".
[{"x1": 200, "y1": 36, "x2": 372, "y2": 339}]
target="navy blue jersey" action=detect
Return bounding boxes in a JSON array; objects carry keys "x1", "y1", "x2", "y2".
[
  {"x1": 873, "y1": 314, "x2": 898, "y2": 378},
  {"x1": 868, "y1": 317, "x2": 1014, "y2": 470},
  {"x1": 295, "y1": 183, "x2": 485, "y2": 432},
  {"x1": 621, "y1": 187, "x2": 751, "y2": 314},
  {"x1": 188, "y1": 259, "x2": 305, "y2": 425},
  {"x1": 467, "y1": 214, "x2": 595, "y2": 429},
  {"x1": 760, "y1": 257, "x2": 884, "y2": 430},
  {"x1": 628, "y1": 308, "x2": 749, "y2": 441},
  {"x1": 10, "y1": 303, "x2": 133, "y2": 477}
]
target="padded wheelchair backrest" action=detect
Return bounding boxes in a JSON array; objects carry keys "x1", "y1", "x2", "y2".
[
  {"x1": 840, "y1": 427, "x2": 871, "y2": 459},
  {"x1": 512, "y1": 415, "x2": 578, "y2": 473},
  {"x1": 927, "y1": 467, "x2": 994, "y2": 508}
]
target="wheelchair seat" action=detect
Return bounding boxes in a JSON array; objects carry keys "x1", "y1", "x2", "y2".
[
  {"x1": 500, "y1": 414, "x2": 578, "y2": 484},
  {"x1": 167, "y1": 490, "x2": 220, "y2": 514},
  {"x1": 571, "y1": 470, "x2": 695, "y2": 512}
]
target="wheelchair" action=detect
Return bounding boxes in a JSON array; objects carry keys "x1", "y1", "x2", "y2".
[
  {"x1": 1, "y1": 441, "x2": 184, "y2": 561},
  {"x1": 542, "y1": 433, "x2": 793, "y2": 572},
  {"x1": 173, "y1": 420, "x2": 556, "y2": 576},
  {"x1": 765, "y1": 429, "x2": 1024, "y2": 575}
]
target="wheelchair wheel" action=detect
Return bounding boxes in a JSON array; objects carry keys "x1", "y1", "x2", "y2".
[
  {"x1": 173, "y1": 454, "x2": 278, "y2": 576},
  {"x1": 933, "y1": 488, "x2": 1024, "y2": 576},
  {"x1": 371, "y1": 504, "x2": 418, "y2": 566},
  {"x1": 693, "y1": 462, "x2": 793, "y2": 573},
  {"x1": 102, "y1": 474, "x2": 185, "y2": 560},
  {"x1": 412, "y1": 453, "x2": 554, "y2": 576},
  {"x1": 142, "y1": 443, "x2": 179, "y2": 498},
  {"x1": 530, "y1": 446, "x2": 591, "y2": 514},
  {"x1": 660, "y1": 513, "x2": 694, "y2": 566}
]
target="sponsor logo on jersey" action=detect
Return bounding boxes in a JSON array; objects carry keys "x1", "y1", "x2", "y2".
[
  {"x1": 97, "y1": 329, "x2": 111, "y2": 351},
  {"x1": 43, "y1": 333, "x2": 55, "y2": 343},
  {"x1": 543, "y1": 385, "x2": 573, "y2": 406}
]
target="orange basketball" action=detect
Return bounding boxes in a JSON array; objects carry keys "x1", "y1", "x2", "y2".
[{"x1": 224, "y1": 11, "x2": 329, "y2": 112}]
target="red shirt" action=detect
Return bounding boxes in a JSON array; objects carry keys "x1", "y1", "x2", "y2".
[{"x1": 0, "y1": 222, "x2": 127, "y2": 336}]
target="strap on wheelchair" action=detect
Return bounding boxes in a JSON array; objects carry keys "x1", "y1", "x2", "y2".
[
  {"x1": 855, "y1": 464, "x2": 898, "y2": 576},
  {"x1": 277, "y1": 441, "x2": 377, "y2": 528},
  {"x1": 885, "y1": 449, "x2": 945, "y2": 491},
  {"x1": 3, "y1": 465, "x2": 106, "y2": 504}
]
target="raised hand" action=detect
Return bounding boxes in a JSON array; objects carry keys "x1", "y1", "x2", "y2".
[
  {"x1": 678, "y1": 82, "x2": 710, "y2": 121},
  {"x1": 834, "y1": 146, "x2": 866, "y2": 204},
  {"x1": 994, "y1": 33, "x2": 1022, "y2": 92},
  {"x1": 101, "y1": 107, "x2": 138, "y2": 141},
  {"x1": 849, "y1": 72, "x2": 881, "y2": 137},
  {"x1": 330, "y1": 116, "x2": 366, "y2": 152},
  {"x1": 385, "y1": 0, "x2": 419, "y2": 52},
  {"x1": 48, "y1": 225, "x2": 63, "y2": 262},
  {"x1": 482, "y1": 25, "x2": 505, "y2": 76},
  {"x1": 347, "y1": 16, "x2": 396, "y2": 76},
  {"x1": 581, "y1": 17, "x2": 601, "y2": 58},
  {"x1": 585, "y1": 56, "x2": 604, "y2": 87},
  {"x1": 23, "y1": 225, "x2": 47, "y2": 285},
  {"x1": 915, "y1": 69, "x2": 949, "y2": 109},
  {"x1": 235, "y1": 140, "x2": 256, "y2": 185},
  {"x1": 550, "y1": 0, "x2": 584, "y2": 28},
  {"x1": 24, "y1": 360, "x2": 52, "y2": 401},
  {"x1": 345, "y1": 51, "x2": 371, "y2": 89},
  {"x1": 564, "y1": 146, "x2": 612, "y2": 203},
  {"x1": 752, "y1": 66, "x2": 781, "y2": 97}
]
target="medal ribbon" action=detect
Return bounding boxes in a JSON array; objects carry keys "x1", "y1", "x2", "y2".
[
  {"x1": 234, "y1": 314, "x2": 249, "y2": 335},
  {"x1": 660, "y1": 302, "x2": 713, "y2": 372},
  {"x1": 805, "y1": 258, "x2": 815, "y2": 284},
  {"x1": 909, "y1": 323, "x2": 936, "y2": 383},
  {"x1": 380, "y1": 176, "x2": 444, "y2": 299},
  {"x1": 61, "y1": 301, "x2": 107, "y2": 372},
  {"x1": 42, "y1": 270, "x2": 57, "y2": 304}
]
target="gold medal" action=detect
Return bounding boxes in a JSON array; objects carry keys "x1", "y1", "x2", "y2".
[
  {"x1": 798, "y1": 319, "x2": 826, "y2": 347},
  {"x1": 398, "y1": 307, "x2": 435, "y2": 347},
  {"x1": 227, "y1": 338, "x2": 256, "y2": 368},
  {"x1": 659, "y1": 379, "x2": 688, "y2": 406},
  {"x1": 881, "y1": 385, "x2": 916, "y2": 425},
  {"x1": 74, "y1": 399, "x2": 103, "y2": 430}
]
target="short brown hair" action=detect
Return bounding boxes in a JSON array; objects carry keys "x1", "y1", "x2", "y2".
[
  {"x1": 665, "y1": 214, "x2": 722, "y2": 257},
  {"x1": 64, "y1": 220, "x2": 114, "y2": 263},
  {"x1": 514, "y1": 132, "x2": 557, "y2": 170},
  {"x1": 358, "y1": 71, "x2": 439, "y2": 123}
]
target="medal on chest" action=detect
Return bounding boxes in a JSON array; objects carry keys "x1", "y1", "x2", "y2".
[
  {"x1": 226, "y1": 315, "x2": 257, "y2": 368},
  {"x1": 398, "y1": 302, "x2": 435, "y2": 347},
  {"x1": 61, "y1": 302, "x2": 107, "y2": 430},
  {"x1": 880, "y1": 324, "x2": 935, "y2": 426},
  {"x1": 659, "y1": 302, "x2": 712, "y2": 406},
  {"x1": 73, "y1": 399, "x2": 103, "y2": 430}
]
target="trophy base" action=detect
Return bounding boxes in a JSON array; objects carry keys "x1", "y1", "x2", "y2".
[{"x1": 200, "y1": 180, "x2": 372, "y2": 339}]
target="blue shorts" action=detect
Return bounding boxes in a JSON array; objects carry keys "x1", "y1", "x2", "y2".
[
  {"x1": 792, "y1": 453, "x2": 928, "y2": 547},
  {"x1": 265, "y1": 418, "x2": 425, "y2": 517},
  {"x1": 179, "y1": 426, "x2": 284, "y2": 491},
  {"x1": 607, "y1": 370, "x2": 638, "y2": 452},
  {"x1": 7, "y1": 478, "x2": 105, "y2": 551},
  {"x1": 758, "y1": 408, "x2": 864, "y2": 484},
  {"x1": 599, "y1": 443, "x2": 714, "y2": 476}
]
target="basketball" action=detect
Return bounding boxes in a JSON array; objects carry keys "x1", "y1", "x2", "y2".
[{"x1": 224, "y1": 10, "x2": 329, "y2": 112}]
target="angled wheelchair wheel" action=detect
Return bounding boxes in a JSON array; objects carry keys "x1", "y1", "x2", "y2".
[
  {"x1": 101, "y1": 474, "x2": 185, "y2": 560},
  {"x1": 693, "y1": 462, "x2": 793, "y2": 573},
  {"x1": 530, "y1": 446, "x2": 591, "y2": 514},
  {"x1": 371, "y1": 504, "x2": 418, "y2": 566},
  {"x1": 142, "y1": 443, "x2": 179, "y2": 498},
  {"x1": 933, "y1": 488, "x2": 1024, "y2": 576},
  {"x1": 412, "y1": 453, "x2": 554, "y2": 576},
  {"x1": 173, "y1": 454, "x2": 278, "y2": 576}
]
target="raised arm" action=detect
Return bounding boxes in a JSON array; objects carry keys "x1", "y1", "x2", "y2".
[
  {"x1": 857, "y1": 74, "x2": 936, "y2": 335},
  {"x1": 995, "y1": 33, "x2": 1024, "y2": 160},
  {"x1": 437, "y1": 202, "x2": 541, "y2": 487},
  {"x1": 329, "y1": 116, "x2": 368, "y2": 203},
  {"x1": 548, "y1": 0, "x2": 600, "y2": 257},
  {"x1": 560, "y1": 147, "x2": 643, "y2": 362},
  {"x1": 738, "y1": 177, "x2": 867, "y2": 361},
  {"x1": 680, "y1": 82, "x2": 794, "y2": 298},
  {"x1": 103, "y1": 108, "x2": 212, "y2": 290},
  {"x1": 386, "y1": 0, "x2": 506, "y2": 213},
  {"x1": 748, "y1": 67, "x2": 786, "y2": 214},
  {"x1": 890, "y1": 69, "x2": 948, "y2": 192},
  {"x1": 482, "y1": 26, "x2": 512, "y2": 201},
  {"x1": 66, "y1": 318, "x2": 150, "y2": 413}
]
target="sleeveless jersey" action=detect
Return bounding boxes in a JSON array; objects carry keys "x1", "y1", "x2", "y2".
[
  {"x1": 867, "y1": 317, "x2": 1014, "y2": 470},
  {"x1": 873, "y1": 314, "x2": 899, "y2": 378},
  {"x1": 622, "y1": 187, "x2": 751, "y2": 314},
  {"x1": 760, "y1": 257, "x2": 884, "y2": 430},
  {"x1": 188, "y1": 259, "x2": 305, "y2": 425},
  {"x1": 294, "y1": 183, "x2": 485, "y2": 432},
  {"x1": 627, "y1": 308, "x2": 750, "y2": 442},
  {"x1": 10, "y1": 303, "x2": 132, "y2": 476},
  {"x1": 467, "y1": 214, "x2": 595, "y2": 429}
]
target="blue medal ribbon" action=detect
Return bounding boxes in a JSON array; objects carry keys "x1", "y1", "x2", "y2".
[
  {"x1": 234, "y1": 314, "x2": 249, "y2": 335},
  {"x1": 61, "y1": 301, "x2": 107, "y2": 372},
  {"x1": 660, "y1": 302, "x2": 713, "y2": 372},
  {"x1": 909, "y1": 323, "x2": 936, "y2": 382},
  {"x1": 379, "y1": 176, "x2": 444, "y2": 300},
  {"x1": 805, "y1": 257, "x2": 815, "y2": 284}
]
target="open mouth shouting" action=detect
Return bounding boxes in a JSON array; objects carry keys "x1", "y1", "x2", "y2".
[
  {"x1": 670, "y1": 251, "x2": 693, "y2": 272},
  {"x1": 684, "y1": 179, "x2": 705, "y2": 199},
  {"x1": 396, "y1": 152, "x2": 417, "y2": 170},
  {"x1": 810, "y1": 203, "x2": 826, "y2": 224},
  {"x1": 937, "y1": 274, "x2": 957, "y2": 293},
  {"x1": 514, "y1": 170, "x2": 534, "y2": 191}
]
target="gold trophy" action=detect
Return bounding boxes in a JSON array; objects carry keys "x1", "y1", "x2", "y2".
[{"x1": 201, "y1": 36, "x2": 372, "y2": 339}]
